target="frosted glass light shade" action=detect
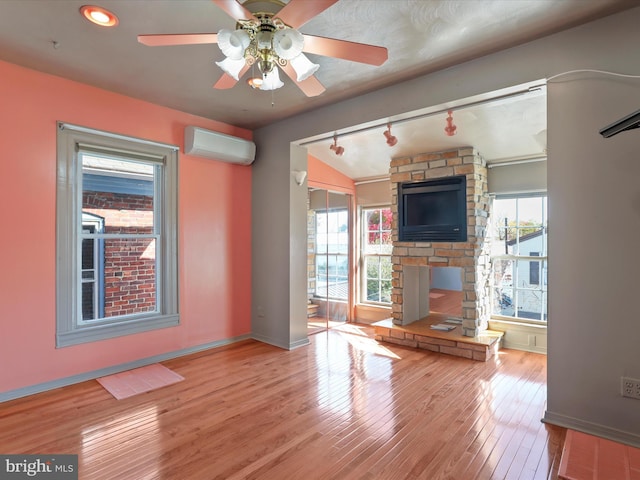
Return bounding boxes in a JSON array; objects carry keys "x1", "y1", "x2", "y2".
[
  {"x1": 217, "y1": 29, "x2": 250, "y2": 60},
  {"x1": 273, "y1": 28, "x2": 304, "y2": 60},
  {"x1": 260, "y1": 68, "x2": 284, "y2": 91},
  {"x1": 290, "y1": 53, "x2": 319, "y2": 82},
  {"x1": 215, "y1": 57, "x2": 247, "y2": 80}
]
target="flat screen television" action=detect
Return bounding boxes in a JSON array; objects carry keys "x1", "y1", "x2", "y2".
[{"x1": 398, "y1": 175, "x2": 467, "y2": 242}]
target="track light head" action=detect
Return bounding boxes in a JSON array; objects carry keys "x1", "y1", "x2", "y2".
[
  {"x1": 445, "y1": 110, "x2": 457, "y2": 136},
  {"x1": 329, "y1": 134, "x2": 344, "y2": 156},
  {"x1": 384, "y1": 123, "x2": 398, "y2": 147}
]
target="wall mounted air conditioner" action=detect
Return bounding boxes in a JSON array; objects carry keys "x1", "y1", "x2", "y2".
[{"x1": 184, "y1": 126, "x2": 256, "y2": 165}]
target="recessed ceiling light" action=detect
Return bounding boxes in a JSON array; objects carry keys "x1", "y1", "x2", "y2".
[{"x1": 80, "y1": 5, "x2": 119, "y2": 27}]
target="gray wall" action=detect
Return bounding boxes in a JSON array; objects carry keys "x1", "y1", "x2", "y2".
[
  {"x1": 252, "y1": 7, "x2": 640, "y2": 445},
  {"x1": 545, "y1": 69, "x2": 640, "y2": 444}
]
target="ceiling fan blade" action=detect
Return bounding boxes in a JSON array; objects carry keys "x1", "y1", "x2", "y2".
[
  {"x1": 213, "y1": 65, "x2": 250, "y2": 89},
  {"x1": 303, "y1": 35, "x2": 388, "y2": 66},
  {"x1": 211, "y1": 0, "x2": 257, "y2": 21},
  {"x1": 275, "y1": 0, "x2": 339, "y2": 29},
  {"x1": 282, "y1": 64, "x2": 325, "y2": 97},
  {"x1": 138, "y1": 33, "x2": 218, "y2": 46}
]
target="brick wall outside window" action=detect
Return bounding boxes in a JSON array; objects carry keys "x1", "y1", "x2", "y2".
[{"x1": 83, "y1": 191, "x2": 156, "y2": 317}]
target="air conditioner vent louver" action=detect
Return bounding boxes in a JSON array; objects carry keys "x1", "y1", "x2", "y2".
[{"x1": 184, "y1": 126, "x2": 256, "y2": 165}]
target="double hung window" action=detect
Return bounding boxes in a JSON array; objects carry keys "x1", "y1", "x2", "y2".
[
  {"x1": 361, "y1": 207, "x2": 392, "y2": 304},
  {"x1": 56, "y1": 123, "x2": 179, "y2": 347},
  {"x1": 490, "y1": 195, "x2": 548, "y2": 322}
]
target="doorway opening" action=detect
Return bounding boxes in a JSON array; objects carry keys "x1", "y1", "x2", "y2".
[{"x1": 307, "y1": 188, "x2": 352, "y2": 334}]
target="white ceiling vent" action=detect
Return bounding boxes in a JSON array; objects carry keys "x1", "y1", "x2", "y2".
[{"x1": 184, "y1": 126, "x2": 256, "y2": 165}]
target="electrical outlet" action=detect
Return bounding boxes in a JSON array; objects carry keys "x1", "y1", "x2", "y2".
[{"x1": 621, "y1": 377, "x2": 640, "y2": 400}]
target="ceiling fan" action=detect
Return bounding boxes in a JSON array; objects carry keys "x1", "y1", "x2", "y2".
[{"x1": 138, "y1": 0, "x2": 388, "y2": 97}]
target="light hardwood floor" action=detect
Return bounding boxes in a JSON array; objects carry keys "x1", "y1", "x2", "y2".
[{"x1": 0, "y1": 324, "x2": 565, "y2": 479}]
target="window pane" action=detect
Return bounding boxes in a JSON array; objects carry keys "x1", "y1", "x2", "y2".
[
  {"x1": 366, "y1": 256, "x2": 380, "y2": 279},
  {"x1": 100, "y1": 237, "x2": 157, "y2": 319},
  {"x1": 492, "y1": 257, "x2": 514, "y2": 316},
  {"x1": 366, "y1": 210, "x2": 379, "y2": 232},
  {"x1": 82, "y1": 237, "x2": 95, "y2": 270},
  {"x1": 515, "y1": 289, "x2": 544, "y2": 321},
  {"x1": 316, "y1": 234, "x2": 328, "y2": 254},
  {"x1": 82, "y1": 154, "x2": 155, "y2": 234},
  {"x1": 379, "y1": 257, "x2": 392, "y2": 303},
  {"x1": 82, "y1": 282, "x2": 96, "y2": 320},
  {"x1": 364, "y1": 208, "x2": 392, "y2": 255},
  {"x1": 518, "y1": 197, "x2": 544, "y2": 226},
  {"x1": 367, "y1": 280, "x2": 380, "y2": 302}
]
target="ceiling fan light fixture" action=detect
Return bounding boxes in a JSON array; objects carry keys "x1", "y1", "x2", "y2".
[
  {"x1": 247, "y1": 77, "x2": 263, "y2": 89},
  {"x1": 217, "y1": 29, "x2": 250, "y2": 60},
  {"x1": 273, "y1": 28, "x2": 304, "y2": 60},
  {"x1": 215, "y1": 57, "x2": 247, "y2": 81},
  {"x1": 260, "y1": 68, "x2": 284, "y2": 91},
  {"x1": 290, "y1": 53, "x2": 320, "y2": 82},
  {"x1": 257, "y1": 30, "x2": 273, "y2": 50},
  {"x1": 80, "y1": 5, "x2": 118, "y2": 27}
]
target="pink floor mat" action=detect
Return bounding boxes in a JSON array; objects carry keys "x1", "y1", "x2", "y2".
[
  {"x1": 97, "y1": 364, "x2": 184, "y2": 400},
  {"x1": 559, "y1": 429, "x2": 640, "y2": 479}
]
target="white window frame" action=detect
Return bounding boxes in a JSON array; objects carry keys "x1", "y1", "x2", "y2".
[
  {"x1": 314, "y1": 208, "x2": 349, "y2": 301},
  {"x1": 490, "y1": 193, "x2": 547, "y2": 324},
  {"x1": 360, "y1": 206, "x2": 392, "y2": 305},
  {"x1": 56, "y1": 122, "x2": 179, "y2": 347}
]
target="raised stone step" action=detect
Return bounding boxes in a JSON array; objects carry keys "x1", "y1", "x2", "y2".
[{"x1": 373, "y1": 315, "x2": 503, "y2": 362}]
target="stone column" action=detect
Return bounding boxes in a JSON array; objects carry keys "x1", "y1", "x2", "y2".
[{"x1": 389, "y1": 147, "x2": 491, "y2": 336}]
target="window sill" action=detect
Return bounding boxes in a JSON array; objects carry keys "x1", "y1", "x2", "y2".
[
  {"x1": 57, "y1": 314, "x2": 179, "y2": 348},
  {"x1": 489, "y1": 317, "x2": 547, "y2": 329}
]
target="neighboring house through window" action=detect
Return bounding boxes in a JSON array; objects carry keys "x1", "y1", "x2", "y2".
[
  {"x1": 56, "y1": 123, "x2": 179, "y2": 347},
  {"x1": 490, "y1": 195, "x2": 548, "y2": 322}
]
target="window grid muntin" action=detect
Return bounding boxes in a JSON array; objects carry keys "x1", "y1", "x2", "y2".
[
  {"x1": 491, "y1": 195, "x2": 548, "y2": 323},
  {"x1": 361, "y1": 207, "x2": 392, "y2": 305}
]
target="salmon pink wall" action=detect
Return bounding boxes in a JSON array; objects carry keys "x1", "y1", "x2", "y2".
[
  {"x1": 0, "y1": 60, "x2": 252, "y2": 396},
  {"x1": 308, "y1": 155, "x2": 356, "y2": 195}
]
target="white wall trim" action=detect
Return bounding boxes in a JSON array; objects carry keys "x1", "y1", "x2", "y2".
[
  {"x1": 0, "y1": 334, "x2": 251, "y2": 403},
  {"x1": 488, "y1": 319, "x2": 547, "y2": 354},
  {"x1": 251, "y1": 332, "x2": 310, "y2": 350},
  {"x1": 543, "y1": 410, "x2": 640, "y2": 449}
]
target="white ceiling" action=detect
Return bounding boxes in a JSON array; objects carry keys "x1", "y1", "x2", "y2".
[
  {"x1": 0, "y1": 0, "x2": 633, "y2": 180},
  {"x1": 304, "y1": 81, "x2": 548, "y2": 179}
]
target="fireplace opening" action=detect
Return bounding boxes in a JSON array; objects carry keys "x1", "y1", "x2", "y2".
[{"x1": 429, "y1": 267, "x2": 462, "y2": 318}]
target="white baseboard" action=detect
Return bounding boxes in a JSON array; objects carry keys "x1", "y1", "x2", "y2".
[
  {"x1": 251, "y1": 332, "x2": 310, "y2": 350},
  {"x1": 543, "y1": 410, "x2": 640, "y2": 448},
  {"x1": 0, "y1": 334, "x2": 251, "y2": 403}
]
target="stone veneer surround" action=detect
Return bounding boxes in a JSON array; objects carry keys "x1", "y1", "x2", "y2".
[{"x1": 390, "y1": 147, "x2": 492, "y2": 336}]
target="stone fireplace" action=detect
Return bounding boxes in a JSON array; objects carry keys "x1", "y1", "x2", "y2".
[{"x1": 390, "y1": 147, "x2": 492, "y2": 337}]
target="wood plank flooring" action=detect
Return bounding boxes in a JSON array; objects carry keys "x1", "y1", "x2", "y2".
[{"x1": 0, "y1": 324, "x2": 565, "y2": 479}]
